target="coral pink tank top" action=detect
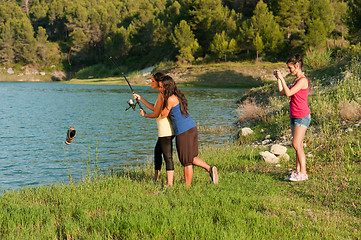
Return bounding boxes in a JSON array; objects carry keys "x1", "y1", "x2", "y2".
[{"x1": 289, "y1": 77, "x2": 310, "y2": 119}]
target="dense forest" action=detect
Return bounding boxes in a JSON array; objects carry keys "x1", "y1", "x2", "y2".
[{"x1": 0, "y1": 0, "x2": 360, "y2": 72}]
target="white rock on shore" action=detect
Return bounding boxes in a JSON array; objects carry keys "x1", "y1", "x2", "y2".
[
  {"x1": 241, "y1": 127, "x2": 254, "y2": 136},
  {"x1": 259, "y1": 151, "x2": 279, "y2": 163},
  {"x1": 269, "y1": 144, "x2": 287, "y2": 156}
]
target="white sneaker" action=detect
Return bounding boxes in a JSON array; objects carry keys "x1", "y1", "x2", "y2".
[{"x1": 289, "y1": 172, "x2": 308, "y2": 182}]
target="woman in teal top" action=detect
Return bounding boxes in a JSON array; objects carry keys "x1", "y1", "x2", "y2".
[{"x1": 160, "y1": 75, "x2": 218, "y2": 186}]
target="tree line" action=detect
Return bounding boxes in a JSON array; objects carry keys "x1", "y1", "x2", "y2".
[{"x1": 0, "y1": 0, "x2": 360, "y2": 72}]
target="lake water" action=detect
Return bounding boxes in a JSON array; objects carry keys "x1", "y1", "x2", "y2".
[{"x1": 0, "y1": 82, "x2": 243, "y2": 190}]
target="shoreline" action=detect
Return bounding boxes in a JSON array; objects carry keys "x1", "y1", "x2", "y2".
[{"x1": 0, "y1": 61, "x2": 287, "y2": 88}]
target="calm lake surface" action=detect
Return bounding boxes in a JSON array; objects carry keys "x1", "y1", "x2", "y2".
[{"x1": 0, "y1": 82, "x2": 243, "y2": 190}]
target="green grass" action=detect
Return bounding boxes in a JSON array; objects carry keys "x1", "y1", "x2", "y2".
[{"x1": 0, "y1": 143, "x2": 360, "y2": 239}]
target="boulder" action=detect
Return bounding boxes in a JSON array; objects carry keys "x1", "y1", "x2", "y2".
[
  {"x1": 269, "y1": 144, "x2": 287, "y2": 156},
  {"x1": 241, "y1": 127, "x2": 254, "y2": 136},
  {"x1": 7, "y1": 68, "x2": 14, "y2": 74},
  {"x1": 259, "y1": 151, "x2": 279, "y2": 164},
  {"x1": 279, "y1": 153, "x2": 290, "y2": 162}
]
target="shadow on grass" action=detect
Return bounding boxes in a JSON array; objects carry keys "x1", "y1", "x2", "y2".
[{"x1": 180, "y1": 70, "x2": 264, "y2": 88}]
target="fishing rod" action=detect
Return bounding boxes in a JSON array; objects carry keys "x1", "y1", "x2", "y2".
[{"x1": 108, "y1": 56, "x2": 143, "y2": 111}]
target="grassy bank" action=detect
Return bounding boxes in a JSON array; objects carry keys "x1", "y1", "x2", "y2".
[{"x1": 0, "y1": 143, "x2": 360, "y2": 239}]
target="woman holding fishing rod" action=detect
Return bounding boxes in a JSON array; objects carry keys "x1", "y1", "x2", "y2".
[
  {"x1": 133, "y1": 72, "x2": 175, "y2": 187},
  {"x1": 274, "y1": 54, "x2": 311, "y2": 182},
  {"x1": 158, "y1": 75, "x2": 219, "y2": 186}
]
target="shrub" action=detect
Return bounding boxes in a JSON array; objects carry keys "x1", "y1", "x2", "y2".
[
  {"x1": 236, "y1": 98, "x2": 267, "y2": 124},
  {"x1": 338, "y1": 100, "x2": 361, "y2": 122},
  {"x1": 304, "y1": 48, "x2": 333, "y2": 69}
]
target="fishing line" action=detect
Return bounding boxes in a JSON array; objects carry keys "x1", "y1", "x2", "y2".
[{"x1": 68, "y1": 45, "x2": 78, "y2": 66}]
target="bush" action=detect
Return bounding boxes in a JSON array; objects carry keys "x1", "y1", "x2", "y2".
[
  {"x1": 236, "y1": 98, "x2": 267, "y2": 124},
  {"x1": 338, "y1": 100, "x2": 361, "y2": 122},
  {"x1": 304, "y1": 48, "x2": 333, "y2": 69}
]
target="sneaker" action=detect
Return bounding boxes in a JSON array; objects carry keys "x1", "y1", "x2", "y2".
[
  {"x1": 65, "y1": 127, "x2": 76, "y2": 145},
  {"x1": 289, "y1": 172, "x2": 308, "y2": 182},
  {"x1": 209, "y1": 166, "x2": 219, "y2": 184},
  {"x1": 284, "y1": 171, "x2": 298, "y2": 181}
]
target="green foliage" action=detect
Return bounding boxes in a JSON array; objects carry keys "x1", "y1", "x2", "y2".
[
  {"x1": 172, "y1": 20, "x2": 200, "y2": 62},
  {"x1": 304, "y1": 48, "x2": 333, "y2": 69},
  {"x1": 240, "y1": 0, "x2": 283, "y2": 59},
  {"x1": 0, "y1": 0, "x2": 359, "y2": 73},
  {"x1": 346, "y1": 0, "x2": 361, "y2": 43},
  {"x1": 253, "y1": 33, "x2": 264, "y2": 62},
  {"x1": 274, "y1": 0, "x2": 309, "y2": 38},
  {"x1": 307, "y1": 0, "x2": 335, "y2": 35},
  {"x1": 209, "y1": 31, "x2": 238, "y2": 61},
  {"x1": 304, "y1": 18, "x2": 328, "y2": 49}
]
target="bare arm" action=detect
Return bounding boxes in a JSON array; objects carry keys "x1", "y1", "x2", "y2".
[
  {"x1": 141, "y1": 93, "x2": 164, "y2": 118},
  {"x1": 133, "y1": 94, "x2": 155, "y2": 111},
  {"x1": 280, "y1": 77, "x2": 308, "y2": 97},
  {"x1": 160, "y1": 95, "x2": 178, "y2": 119},
  {"x1": 274, "y1": 70, "x2": 285, "y2": 96}
]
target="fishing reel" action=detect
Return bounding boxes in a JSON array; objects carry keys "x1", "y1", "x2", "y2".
[{"x1": 126, "y1": 99, "x2": 137, "y2": 111}]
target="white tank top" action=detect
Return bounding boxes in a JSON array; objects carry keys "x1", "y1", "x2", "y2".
[{"x1": 156, "y1": 115, "x2": 174, "y2": 137}]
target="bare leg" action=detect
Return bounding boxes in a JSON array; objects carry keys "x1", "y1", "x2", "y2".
[
  {"x1": 166, "y1": 170, "x2": 174, "y2": 187},
  {"x1": 192, "y1": 157, "x2": 210, "y2": 172},
  {"x1": 291, "y1": 127, "x2": 300, "y2": 172},
  {"x1": 184, "y1": 165, "x2": 193, "y2": 186},
  {"x1": 154, "y1": 170, "x2": 160, "y2": 182},
  {"x1": 292, "y1": 126, "x2": 307, "y2": 174}
]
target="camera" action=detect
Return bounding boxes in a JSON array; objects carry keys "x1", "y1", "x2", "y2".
[{"x1": 273, "y1": 71, "x2": 277, "y2": 76}]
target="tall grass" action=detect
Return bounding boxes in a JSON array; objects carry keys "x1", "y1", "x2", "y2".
[{"x1": 304, "y1": 48, "x2": 333, "y2": 69}]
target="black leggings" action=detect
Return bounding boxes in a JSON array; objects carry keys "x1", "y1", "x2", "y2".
[{"x1": 154, "y1": 136, "x2": 174, "y2": 171}]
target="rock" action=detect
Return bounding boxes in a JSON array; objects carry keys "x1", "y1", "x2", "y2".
[
  {"x1": 345, "y1": 128, "x2": 353, "y2": 132},
  {"x1": 259, "y1": 151, "x2": 279, "y2": 163},
  {"x1": 51, "y1": 71, "x2": 66, "y2": 81},
  {"x1": 241, "y1": 127, "x2": 254, "y2": 136},
  {"x1": 269, "y1": 144, "x2": 287, "y2": 156},
  {"x1": 40, "y1": 72, "x2": 46, "y2": 76},
  {"x1": 279, "y1": 153, "x2": 290, "y2": 162},
  {"x1": 262, "y1": 139, "x2": 271, "y2": 145},
  {"x1": 7, "y1": 68, "x2": 14, "y2": 74},
  {"x1": 265, "y1": 135, "x2": 271, "y2": 139}
]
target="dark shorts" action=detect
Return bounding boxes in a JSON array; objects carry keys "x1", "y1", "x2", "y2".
[
  {"x1": 175, "y1": 127, "x2": 198, "y2": 166},
  {"x1": 290, "y1": 114, "x2": 311, "y2": 128}
]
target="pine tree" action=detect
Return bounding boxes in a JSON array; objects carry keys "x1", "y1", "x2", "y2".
[
  {"x1": 304, "y1": 18, "x2": 327, "y2": 48},
  {"x1": 0, "y1": 21, "x2": 15, "y2": 65},
  {"x1": 240, "y1": 0, "x2": 283, "y2": 58},
  {"x1": 346, "y1": 0, "x2": 361, "y2": 43},
  {"x1": 210, "y1": 31, "x2": 238, "y2": 61},
  {"x1": 275, "y1": 0, "x2": 309, "y2": 38},
  {"x1": 172, "y1": 20, "x2": 200, "y2": 62}
]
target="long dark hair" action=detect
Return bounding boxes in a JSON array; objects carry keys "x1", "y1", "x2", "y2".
[
  {"x1": 287, "y1": 54, "x2": 303, "y2": 69},
  {"x1": 152, "y1": 72, "x2": 165, "y2": 82},
  {"x1": 161, "y1": 75, "x2": 188, "y2": 116}
]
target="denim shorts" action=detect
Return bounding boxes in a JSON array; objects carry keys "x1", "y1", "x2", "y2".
[{"x1": 290, "y1": 114, "x2": 311, "y2": 128}]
